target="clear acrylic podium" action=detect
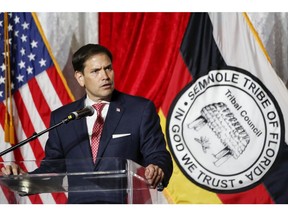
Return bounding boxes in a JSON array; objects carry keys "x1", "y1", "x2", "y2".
[{"x1": 0, "y1": 158, "x2": 158, "y2": 204}]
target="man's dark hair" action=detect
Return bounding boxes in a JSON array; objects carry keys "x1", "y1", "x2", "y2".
[{"x1": 72, "y1": 44, "x2": 113, "y2": 72}]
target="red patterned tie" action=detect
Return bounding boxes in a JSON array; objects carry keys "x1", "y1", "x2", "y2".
[{"x1": 91, "y1": 103, "x2": 105, "y2": 163}]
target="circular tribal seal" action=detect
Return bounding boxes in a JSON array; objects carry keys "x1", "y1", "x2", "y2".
[{"x1": 167, "y1": 67, "x2": 284, "y2": 193}]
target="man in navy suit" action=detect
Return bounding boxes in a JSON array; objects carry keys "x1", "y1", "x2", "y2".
[{"x1": 2, "y1": 44, "x2": 173, "y2": 204}]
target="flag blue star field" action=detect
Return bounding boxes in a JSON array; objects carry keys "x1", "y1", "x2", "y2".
[{"x1": 0, "y1": 13, "x2": 72, "y2": 204}]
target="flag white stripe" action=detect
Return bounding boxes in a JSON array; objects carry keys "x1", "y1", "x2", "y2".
[
  {"x1": 18, "y1": 84, "x2": 47, "y2": 150},
  {"x1": 12, "y1": 102, "x2": 37, "y2": 162},
  {"x1": 0, "y1": 126, "x2": 15, "y2": 162},
  {"x1": 35, "y1": 71, "x2": 63, "y2": 112},
  {"x1": 209, "y1": 12, "x2": 288, "y2": 143},
  {"x1": 39, "y1": 193, "x2": 57, "y2": 204},
  {"x1": 17, "y1": 196, "x2": 32, "y2": 204}
]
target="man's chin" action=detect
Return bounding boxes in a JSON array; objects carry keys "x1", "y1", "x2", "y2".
[{"x1": 100, "y1": 90, "x2": 113, "y2": 101}]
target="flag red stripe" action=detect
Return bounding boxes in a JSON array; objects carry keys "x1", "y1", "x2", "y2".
[
  {"x1": 28, "y1": 78, "x2": 51, "y2": 128},
  {"x1": 0, "y1": 157, "x2": 17, "y2": 204},
  {"x1": 0, "y1": 186, "x2": 17, "y2": 204},
  {"x1": 217, "y1": 184, "x2": 274, "y2": 204},
  {"x1": 27, "y1": 194, "x2": 43, "y2": 204},
  {"x1": 13, "y1": 90, "x2": 45, "y2": 161},
  {"x1": 46, "y1": 67, "x2": 73, "y2": 106},
  {"x1": 0, "y1": 102, "x2": 6, "y2": 130},
  {"x1": 51, "y1": 193, "x2": 67, "y2": 204}
]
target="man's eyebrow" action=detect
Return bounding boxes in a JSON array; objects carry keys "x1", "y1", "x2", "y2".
[
  {"x1": 90, "y1": 67, "x2": 101, "y2": 72},
  {"x1": 89, "y1": 64, "x2": 112, "y2": 72},
  {"x1": 104, "y1": 64, "x2": 112, "y2": 69}
]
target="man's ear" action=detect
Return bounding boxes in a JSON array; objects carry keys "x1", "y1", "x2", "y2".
[{"x1": 74, "y1": 71, "x2": 85, "y2": 87}]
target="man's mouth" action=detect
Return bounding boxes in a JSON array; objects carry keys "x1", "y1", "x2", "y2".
[{"x1": 101, "y1": 83, "x2": 113, "y2": 88}]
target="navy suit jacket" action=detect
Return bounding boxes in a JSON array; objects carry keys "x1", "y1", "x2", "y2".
[{"x1": 38, "y1": 90, "x2": 172, "y2": 203}]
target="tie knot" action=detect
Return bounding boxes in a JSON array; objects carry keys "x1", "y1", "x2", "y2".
[{"x1": 92, "y1": 103, "x2": 106, "y2": 114}]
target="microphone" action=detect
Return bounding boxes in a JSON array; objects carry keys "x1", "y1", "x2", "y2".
[{"x1": 67, "y1": 106, "x2": 95, "y2": 120}]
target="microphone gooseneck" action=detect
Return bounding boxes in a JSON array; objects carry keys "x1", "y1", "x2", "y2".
[{"x1": 0, "y1": 106, "x2": 95, "y2": 157}]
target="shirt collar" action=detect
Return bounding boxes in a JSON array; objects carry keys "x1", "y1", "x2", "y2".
[{"x1": 85, "y1": 95, "x2": 110, "y2": 107}]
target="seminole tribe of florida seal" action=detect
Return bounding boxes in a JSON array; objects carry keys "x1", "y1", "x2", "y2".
[{"x1": 167, "y1": 68, "x2": 284, "y2": 193}]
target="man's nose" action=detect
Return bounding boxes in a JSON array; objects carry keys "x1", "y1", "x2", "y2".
[{"x1": 99, "y1": 68, "x2": 109, "y2": 79}]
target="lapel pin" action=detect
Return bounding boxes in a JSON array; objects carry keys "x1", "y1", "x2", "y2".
[{"x1": 116, "y1": 108, "x2": 121, "y2": 112}]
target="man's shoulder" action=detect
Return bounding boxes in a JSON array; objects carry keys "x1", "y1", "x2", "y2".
[{"x1": 114, "y1": 91, "x2": 157, "y2": 113}]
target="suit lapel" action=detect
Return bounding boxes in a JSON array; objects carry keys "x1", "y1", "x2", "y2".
[
  {"x1": 96, "y1": 93, "x2": 125, "y2": 163},
  {"x1": 76, "y1": 118, "x2": 93, "y2": 159}
]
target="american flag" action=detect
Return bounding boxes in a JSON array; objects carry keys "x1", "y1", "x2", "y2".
[{"x1": 0, "y1": 12, "x2": 72, "y2": 204}]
